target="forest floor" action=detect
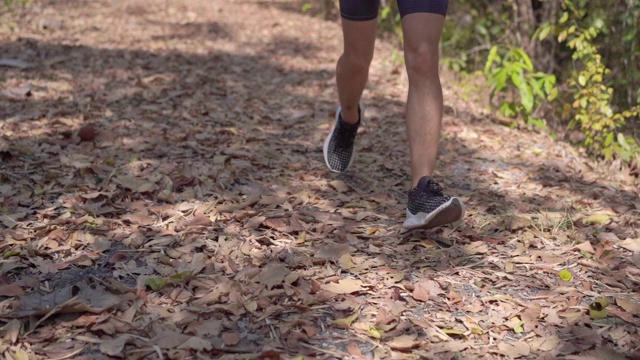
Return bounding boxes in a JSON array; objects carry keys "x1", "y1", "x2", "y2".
[{"x1": 1, "y1": 0, "x2": 639, "y2": 359}]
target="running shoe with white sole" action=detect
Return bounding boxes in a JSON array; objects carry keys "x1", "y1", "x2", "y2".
[
  {"x1": 403, "y1": 176, "x2": 464, "y2": 230},
  {"x1": 323, "y1": 104, "x2": 363, "y2": 173}
]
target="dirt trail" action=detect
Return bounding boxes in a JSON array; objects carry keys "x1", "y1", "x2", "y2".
[{"x1": 1, "y1": 0, "x2": 639, "y2": 359}]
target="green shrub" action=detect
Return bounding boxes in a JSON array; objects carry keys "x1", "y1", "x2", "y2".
[
  {"x1": 546, "y1": 0, "x2": 640, "y2": 161},
  {"x1": 484, "y1": 45, "x2": 557, "y2": 128}
]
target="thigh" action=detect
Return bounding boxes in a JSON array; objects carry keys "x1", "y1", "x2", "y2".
[
  {"x1": 339, "y1": 0, "x2": 381, "y2": 21},
  {"x1": 397, "y1": 0, "x2": 448, "y2": 18}
]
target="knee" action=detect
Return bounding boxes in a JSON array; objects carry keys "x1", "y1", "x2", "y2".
[
  {"x1": 404, "y1": 44, "x2": 439, "y2": 79},
  {"x1": 339, "y1": 51, "x2": 373, "y2": 74}
]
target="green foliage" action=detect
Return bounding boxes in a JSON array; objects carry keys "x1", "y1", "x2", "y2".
[
  {"x1": 484, "y1": 45, "x2": 557, "y2": 128},
  {"x1": 3, "y1": 0, "x2": 30, "y2": 9},
  {"x1": 378, "y1": 2, "x2": 402, "y2": 45},
  {"x1": 547, "y1": 0, "x2": 640, "y2": 161}
]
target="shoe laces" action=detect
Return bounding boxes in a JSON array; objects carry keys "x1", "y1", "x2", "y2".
[
  {"x1": 426, "y1": 179, "x2": 443, "y2": 195},
  {"x1": 334, "y1": 120, "x2": 358, "y2": 146},
  {"x1": 415, "y1": 177, "x2": 443, "y2": 195}
]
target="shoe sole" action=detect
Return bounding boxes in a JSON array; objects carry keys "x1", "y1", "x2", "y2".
[
  {"x1": 403, "y1": 197, "x2": 465, "y2": 230},
  {"x1": 323, "y1": 104, "x2": 363, "y2": 173}
]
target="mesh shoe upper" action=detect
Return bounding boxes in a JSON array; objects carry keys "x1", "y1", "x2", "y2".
[
  {"x1": 323, "y1": 105, "x2": 361, "y2": 173},
  {"x1": 407, "y1": 176, "x2": 453, "y2": 215}
]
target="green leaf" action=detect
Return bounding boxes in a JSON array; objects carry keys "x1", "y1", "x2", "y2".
[
  {"x1": 528, "y1": 77, "x2": 545, "y2": 98},
  {"x1": 527, "y1": 117, "x2": 546, "y2": 129},
  {"x1": 3, "y1": 250, "x2": 20, "y2": 258},
  {"x1": 145, "y1": 277, "x2": 168, "y2": 291},
  {"x1": 12, "y1": 350, "x2": 29, "y2": 360},
  {"x1": 589, "y1": 298, "x2": 609, "y2": 320},
  {"x1": 558, "y1": 30, "x2": 568, "y2": 43},
  {"x1": 559, "y1": 11, "x2": 569, "y2": 24},
  {"x1": 301, "y1": 2, "x2": 312, "y2": 12},
  {"x1": 169, "y1": 271, "x2": 192, "y2": 281},
  {"x1": 442, "y1": 328, "x2": 466, "y2": 335},
  {"x1": 368, "y1": 326, "x2": 382, "y2": 339},
  {"x1": 578, "y1": 75, "x2": 587, "y2": 86},
  {"x1": 517, "y1": 81, "x2": 534, "y2": 111},
  {"x1": 583, "y1": 213, "x2": 610, "y2": 225},
  {"x1": 516, "y1": 49, "x2": 534, "y2": 71},
  {"x1": 506, "y1": 317, "x2": 525, "y2": 334},
  {"x1": 332, "y1": 307, "x2": 361, "y2": 329},
  {"x1": 604, "y1": 132, "x2": 615, "y2": 147},
  {"x1": 500, "y1": 103, "x2": 517, "y2": 117},
  {"x1": 538, "y1": 24, "x2": 552, "y2": 41},
  {"x1": 484, "y1": 45, "x2": 499, "y2": 74},
  {"x1": 559, "y1": 269, "x2": 573, "y2": 281},
  {"x1": 617, "y1": 133, "x2": 630, "y2": 151}
]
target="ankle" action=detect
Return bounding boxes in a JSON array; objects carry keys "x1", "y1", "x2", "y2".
[{"x1": 339, "y1": 107, "x2": 360, "y2": 125}]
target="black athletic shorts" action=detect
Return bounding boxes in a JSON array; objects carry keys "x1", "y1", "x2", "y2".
[{"x1": 340, "y1": 0, "x2": 448, "y2": 21}]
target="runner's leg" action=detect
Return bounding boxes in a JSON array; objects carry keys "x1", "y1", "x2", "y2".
[
  {"x1": 398, "y1": 1, "x2": 447, "y2": 186},
  {"x1": 336, "y1": 9, "x2": 378, "y2": 124}
]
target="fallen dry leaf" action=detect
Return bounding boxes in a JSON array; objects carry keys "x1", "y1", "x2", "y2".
[
  {"x1": 259, "y1": 263, "x2": 290, "y2": 290},
  {"x1": 1, "y1": 0, "x2": 639, "y2": 359},
  {"x1": 412, "y1": 279, "x2": 444, "y2": 302},
  {"x1": 497, "y1": 341, "x2": 531, "y2": 358},
  {"x1": 221, "y1": 331, "x2": 241, "y2": 346},
  {"x1": 99, "y1": 334, "x2": 134, "y2": 356},
  {"x1": 321, "y1": 278, "x2": 366, "y2": 294},
  {"x1": 0, "y1": 283, "x2": 25, "y2": 297},
  {"x1": 386, "y1": 334, "x2": 419, "y2": 350},
  {"x1": 12, "y1": 279, "x2": 121, "y2": 317},
  {"x1": 620, "y1": 238, "x2": 640, "y2": 253}
]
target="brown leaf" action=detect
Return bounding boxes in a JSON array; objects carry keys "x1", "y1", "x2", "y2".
[
  {"x1": 321, "y1": 278, "x2": 366, "y2": 295},
  {"x1": 596, "y1": 232, "x2": 620, "y2": 242},
  {"x1": 186, "y1": 215, "x2": 211, "y2": 227},
  {"x1": 497, "y1": 341, "x2": 530, "y2": 358},
  {"x1": 153, "y1": 333, "x2": 191, "y2": 349},
  {"x1": 464, "y1": 241, "x2": 489, "y2": 255},
  {"x1": 347, "y1": 341, "x2": 366, "y2": 359},
  {"x1": 259, "y1": 263, "x2": 290, "y2": 290},
  {"x1": 620, "y1": 238, "x2": 640, "y2": 252},
  {"x1": 508, "y1": 216, "x2": 531, "y2": 231},
  {"x1": 616, "y1": 297, "x2": 640, "y2": 315},
  {"x1": 431, "y1": 341, "x2": 469, "y2": 358},
  {"x1": 386, "y1": 334, "x2": 419, "y2": 350},
  {"x1": 0, "y1": 283, "x2": 25, "y2": 297},
  {"x1": 529, "y1": 335, "x2": 561, "y2": 352},
  {"x1": 217, "y1": 182, "x2": 263, "y2": 212},
  {"x1": 185, "y1": 319, "x2": 223, "y2": 337},
  {"x1": 14, "y1": 279, "x2": 121, "y2": 317},
  {"x1": 100, "y1": 334, "x2": 133, "y2": 356},
  {"x1": 331, "y1": 307, "x2": 361, "y2": 329},
  {"x1": 178, "y1": 336, "x2": 213, "y2": 351},
  {"x1": 77, "y1": 124, "x2": 98, "y2": 142},
  {"x1": 221, "y1": 331, "x2": 241, "y2": 346},
  {"x1": 573, "y1": 241, "x2": 596, "y2": 254},
  {"x1": 115, "y1": 175, "x2": 156, "y2": 193},
  {"x1": 245, "y1": 215, "x2": 266, "y2": 229},
  {"x1": 412, "y1": 279, "x2": 443, "y2": 302},
  {"x1": 316, "y1": 243, "x2": 353, "y2": 260},
  {"x1": 0, "y1": 319, "x2": 22, "y2": 344},
  {"x1": 329, "y1": 180, "x2": 349, "y2": 193}
]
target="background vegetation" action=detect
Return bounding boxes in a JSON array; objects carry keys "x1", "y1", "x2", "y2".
[
  {"x1": 5, "y1": 0, "x2": 639, "y2": 169},
  {"x1": 304, "y1": 0, "x2": 640, "y2": 170}
]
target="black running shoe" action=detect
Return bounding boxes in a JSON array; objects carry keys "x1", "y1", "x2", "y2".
[
  {"x1": 323, "y1": 105, "x2": 362, "y2": 173},
  {"x1": 403, "y1": 176, "x2": 464, "y2": 230}
]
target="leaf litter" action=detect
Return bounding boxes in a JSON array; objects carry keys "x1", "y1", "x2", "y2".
[{"x1": 0, "y1": 0, "x2": 639, "y2": 359}]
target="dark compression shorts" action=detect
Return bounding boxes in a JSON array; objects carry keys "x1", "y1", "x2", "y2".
[{"x1": 340, "y1": 0, "x2": 448, "y2": 21}]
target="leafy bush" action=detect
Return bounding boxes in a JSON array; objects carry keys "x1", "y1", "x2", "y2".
[
  {"x1": 484, "y1": 45, "x2": 557, "y2": 128},
  {"x1": 543, "y1": 0, "x2": 640, "y2": 161}
]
